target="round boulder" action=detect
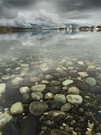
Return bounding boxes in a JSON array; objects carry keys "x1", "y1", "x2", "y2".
[
  {"x1": 10, "y1": 102, "x2": 24, "y2": 115},
  {"x1": 66, "y1": 94, "x2": 83, "y2": 104},
  {"x1": 29, "y1": 101, "x2": 48, "y2": 116}
]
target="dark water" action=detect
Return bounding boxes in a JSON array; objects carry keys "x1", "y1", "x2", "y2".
[{"x1": 0, "y1": 30, "x2": 101, "y2": 134}]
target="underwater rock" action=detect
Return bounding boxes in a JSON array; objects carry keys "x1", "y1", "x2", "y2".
[
  {"x1": 2, "y1": 122, "x2": 19, "y2": 135},
  {"x1": 29, "y1": 101, "x2": 48, "y2": 116},
  {"x1": 66, "y1": 94, "x2": 83, "y2": 104},
  {"x1": 20, "y1": 116, "x2": 37, "y2": 135},
  {"x1": 10, "y1": 102, "x2": 24, "y2": 115}
]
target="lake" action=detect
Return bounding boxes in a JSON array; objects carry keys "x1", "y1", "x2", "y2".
[{"x1": 0, "y1": 30, "x2": 101, "y2": 135}]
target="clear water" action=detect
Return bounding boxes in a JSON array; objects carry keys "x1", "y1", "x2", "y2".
[{"x1": 0, "y1": 30, "x2": 101, "y2": 134}]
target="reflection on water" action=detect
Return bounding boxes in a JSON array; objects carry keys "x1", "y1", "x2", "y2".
[{"x1": 0, "y1": 31, "x2": 101, "y2": 135}]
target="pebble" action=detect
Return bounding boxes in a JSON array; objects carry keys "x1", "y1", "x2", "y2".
[
  {"x1": 30, "y1": 77, "x2": 42, "y2": 82},
  {"x1": 48, "y1": 86, "x2": 61, "y2": 94},
  {"x1": 61, "y1": 103, "x2": 72, "y2": 112},
  {"x1": 20, "y1": 63, "x2": 29, "y2": 67},
  {"x1": 45, "y1": 92, "x2": 54, "y2": 99},
  {"x1": 45, "y1": 110, "x2": 66, "y2": 119},
  {"x1": 68, "y1": 86, "x2": 80, "y2": 95},
  {"x1": 78, "y1": 61, "x2": 84, "y2": 65},
  {"x1": 54, "y1": 94, "x2": 66, "y2": 104},
  {"x1": 88, "y1": 64, "x2": 96, "y2": 69},
  {"x1": 10, "y1": 102, "x2": 24, "y2": 115},
  {"x1": 62, "y1": 79, "x2": 73, "y2": 86},
  {"x1": 69, "y1": 70, "x2": 79, "y2": 78},
  {"x1": 50, "y1": 129, "x2": 69, "y2": 135},
  {"x1": 50, "y1": 80, "x2": 60, "y2": 86},
  {"x1": 31, "y1": 92, "x2": 43, "y2": 100},
  {"x1": 86, "y1": 68, "x2": 97, "y2": 77},
  {"x1": 41, "y1": 64, "x2": 49, "y2": 72},
  {"x1": 0, "y1": 83, "x2": 6, "y2": 94},
  {"x1": 45, "y1": 74, "x2": 53, "y2": 80},
  {"x1": 11, "y1": 77, "x2": 23, "y2": 85},
  {"x1": 56, "y1": 67, "x2": 67, "y2": 77},
  {"x1": 19, "y1": 87, "x2": 30, "y2": 94},
  {"x1": 41, "y1": 80, "x2": 49, "y2": 84},
  {"x1": 0, "y1": 110, "x2": 13, "y2": 129},
  {"x1": 66, "y1": 94, "x2": 83, "y2": 104},
  {"x1": 29, "y1": 101, "x2": 48, "y2": 116},
  {"x1": 85, "y1": 77, "x2": 96, "y2": 86},
  {"x1": 76, "y1": 81, "x2": 90, "y2": 91},
  {"x1": 31, "y1": 84, "x2": 46, "y2": 92},
  {"x1": 78, "y1": 72, "x2": 88, "y2": 78},
  {"x1": 2, "y1": 75, "x2": 10, "y2": 80}
]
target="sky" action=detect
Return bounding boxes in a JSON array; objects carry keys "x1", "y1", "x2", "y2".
[{"x1": 0, "y1": 0, "x2": 101, "y2": 27}]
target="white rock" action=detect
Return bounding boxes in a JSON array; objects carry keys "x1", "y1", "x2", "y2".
[
  {"x1": 41, "y1": 80, "x2": 49, "y2": 84},
  {"x1": 78, "y1": 61, "x2": 84, "y2": 65},
  {"x1": 78, "y1": 72, "x2": 88, "y2": 78},
  {"x1": 45, "y1": 92, "x2": 54, "y2": 99},
  {"x1": 20, "y1": 63, "x2": 29, "y2": 67},
  {"x1": 66, "y1": 94, "x2": 83, "y2": 104},
  {"x1": 0, "y1": 83, "x2": 6, "y2": 94},
  {"x1": 19, "y1": 86, "x2": 30, "y2": 94},
  {"x1": 62, "y1": 79, "x2": 73, "y2": 86},
  {"x1": 10, "y1": 102, "x2": 24, "y2": 115}
]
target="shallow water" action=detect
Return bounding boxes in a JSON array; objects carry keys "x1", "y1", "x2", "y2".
[{"x1": 0, "y1": 30, "x2": 101, "y2": 134}]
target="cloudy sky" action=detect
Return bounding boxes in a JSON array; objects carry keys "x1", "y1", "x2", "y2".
[{"x1": 0, "y1": 0, "x2": 101, "y2": 27}]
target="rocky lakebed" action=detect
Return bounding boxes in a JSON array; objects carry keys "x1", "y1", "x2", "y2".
[{"x1": 0, "y1": 32, "x2": 101, "y2": 135}]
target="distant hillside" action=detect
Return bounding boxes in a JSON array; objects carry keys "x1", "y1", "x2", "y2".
[{"x1": 0, "y1": 26, "x2": 32, "y2": 33}]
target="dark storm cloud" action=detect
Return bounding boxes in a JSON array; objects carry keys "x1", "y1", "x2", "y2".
[
  {"x1": 0, "y1": 0, "x2": 101, "y2": 19},
  {"x1": 0, "y1": 0, "x2": 17, "y2": 19},
  {"x1": 56, "y1": 0, "x2": 101, "y2": 11},
  {"x1": 2, "y1": 0, "x2": 101, "y2": 10},
  {"x1": 4, "y1": 0, "x2": 37, "y2": 6}
]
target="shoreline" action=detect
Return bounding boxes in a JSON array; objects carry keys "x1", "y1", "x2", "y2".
[{"x1": 0, "y1": 26, "x2": 101, "y2": 34}]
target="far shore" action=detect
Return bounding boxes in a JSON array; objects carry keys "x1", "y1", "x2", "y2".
[{"x1": 0, "y1": 26, "x2": 101, "y2": 33}]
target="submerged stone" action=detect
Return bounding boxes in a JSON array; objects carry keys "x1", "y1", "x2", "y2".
[
  {"x1": 62, "y1": 79, "x2": 73, "y2": 86},
  {"x1": 0, "y1": 83, "x2": 6, "y2": 94},
  {"x1": 2, "y1": 122, "x2": 19, "y2": 135},
  {"x1": 85, "y1": 77, "x2": 96, "y2": 86},
  {"x1": 20, "y1": 116, "x2": 37, "y2": 135},
  {"x1": 29, "y1": 101, "x2": 48, "y2": 116},
  {"x1": 10, "y1": 102, "x2": 24, "y2": 115},
  {"x1": 31, "y1": 84, "x2": 46, "y2": 92},
  {"x1": 66, "y1": 94, "x2": 83, "y2": 104},
  {"x1": 50, "y1": 129, "x2": 69, "y2": 135}
]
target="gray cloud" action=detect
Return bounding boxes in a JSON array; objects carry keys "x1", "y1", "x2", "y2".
[
  {"x1": 0, "y1": 0, "x2": 101, "y2": 26},
  {"x1": 4, "y1": 0, "x2": 101, "y2": 9},
  {"x1": 4, "y1": 0, "x2": 37, "y2": 6},
  {"x1": 0, "y1": 0, "x2": 17, "y2": 19},
  {"x1": 54, "y1": 0, "x2": 101, "y2": 11}
]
